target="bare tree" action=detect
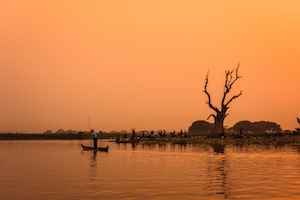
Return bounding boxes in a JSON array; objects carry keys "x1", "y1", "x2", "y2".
[{"x1": 204, "y1": 64, "x2": 242, "y2": 137}]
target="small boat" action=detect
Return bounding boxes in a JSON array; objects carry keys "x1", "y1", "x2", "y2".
[{"x1": 81, "y1": 144, "x2": 109, "y2": 152}]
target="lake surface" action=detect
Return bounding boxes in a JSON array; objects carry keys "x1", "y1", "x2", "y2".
[{"x1": 1, "y1": 140, "x2": 300, "y2": 200}]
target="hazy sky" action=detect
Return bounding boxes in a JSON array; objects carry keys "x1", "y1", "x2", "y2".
[{"x1": 1, "y1": 0, "x2": 299, "y2": 133}]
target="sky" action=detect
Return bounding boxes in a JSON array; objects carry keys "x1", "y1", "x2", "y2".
[{"x1": 0, "y1": 0, "x2": 299, "y2": 133}]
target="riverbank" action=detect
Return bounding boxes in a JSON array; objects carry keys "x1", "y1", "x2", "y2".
[
  {"x1": 0, "y1": 133, "x2": 115, "y2": 140},
  {"x1": 117, "y1": 134, "x2": 300, "y2": 147},
  {"x1": 2, "y1": 132, "x2": 300, "y2": 147}
]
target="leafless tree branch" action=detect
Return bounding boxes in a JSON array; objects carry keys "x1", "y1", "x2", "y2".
[
  {"x1": 207, "y1": 114, "x2": 216, "y2": 121},
  {"x1": 222, "y1": 64, "x2": 242, "y2": 106},
  {"x1": 225, "y1": 91, "x2": 242, "y2": 107},
  {"x1": 203, "y1": 72, "x2": 219, "y2": 113}
]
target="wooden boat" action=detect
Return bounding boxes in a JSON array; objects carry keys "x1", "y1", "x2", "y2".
[{"x1": 81, "y1": 144, "x2": 109, "y2": 152}]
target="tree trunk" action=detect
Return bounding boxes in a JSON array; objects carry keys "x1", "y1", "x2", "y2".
[{"x1": 211, "y1": 112, "x2": 226, "y2": 137}]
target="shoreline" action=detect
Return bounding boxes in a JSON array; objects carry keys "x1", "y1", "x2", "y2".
[
  {"x1": 2, "y1": 133, "x2": 300, "y2": 147},
  {"x1": 135, "y1": 135, "x2": 300, "y2": 146}
]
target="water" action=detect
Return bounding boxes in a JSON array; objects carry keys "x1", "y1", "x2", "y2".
[{"x1": 1, "y1": 140, "x2": 300, "y2": 200}]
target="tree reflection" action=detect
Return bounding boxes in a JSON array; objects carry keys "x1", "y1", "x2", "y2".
[
  {"x1": 205, "y1": 143, "x2": 230, "y2": 199},
  {"x1": 216, "y1": 158, "x2": 228, "y2": 199},
  {"x1": 210, "y1": 142, "x2": 225, "y2": 154}
]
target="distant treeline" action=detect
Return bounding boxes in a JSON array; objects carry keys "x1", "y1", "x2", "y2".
[
  {"x1": 1, "y1": 120, "x2": 299, "y2": 140},
  {"x1": 189, "y1": 120, "x2": 300, "y2": 136},
  {"x1": 0, "y1": 129, "x2": 188, "y2": 140},
  {"x1": 0, "y1": 133, "x2": 87, "y2": 140},
  {"x1": 0, "y1": 132, "x2": 116, "y2": 140}
]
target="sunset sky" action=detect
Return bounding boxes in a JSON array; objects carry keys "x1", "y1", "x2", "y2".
[{"x1": 0, "y1": 1, "x2": 299, "y2": 133}]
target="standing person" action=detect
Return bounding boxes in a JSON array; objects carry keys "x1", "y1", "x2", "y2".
[{"x1": 91, "y1": 129, "x2": 97, "y2": 149}]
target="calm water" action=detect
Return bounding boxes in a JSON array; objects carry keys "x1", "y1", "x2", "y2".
[{"x1": 1, "y1": 140, "x2": 300, "y2": 200}]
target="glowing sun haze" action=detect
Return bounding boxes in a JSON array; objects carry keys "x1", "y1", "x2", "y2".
[{"x1": 0, "y1": 0, "x2": 299, "y2": 133}]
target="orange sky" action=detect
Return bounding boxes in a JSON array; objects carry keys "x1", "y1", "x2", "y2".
[{"x1": 0, "y1": 1, "x2": 299, "y2": 133}]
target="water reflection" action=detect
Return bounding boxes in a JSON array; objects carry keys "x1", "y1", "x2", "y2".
[
  {"x1": 171, "y1": 143, "x2": 188, "y2": 152},
  {"x1": 92, "y1": 142, "x2": 300, "y2": 200},
  {"x1": 140, "y1": 143, "x2": 157, "y2": 151},
  {"x1": 2, "y1": 141, "x2": 300, "y2": 199},
  {"x1": 209, "y1": 142, "x2": 226, "y2": 154},
  {"x1": 158, "y1": 143, "x2": 167, "y2": 151},
  {"x1": 116, "y1": 142, "x2": 139, "y2": 150},
  {"x1": 115, "y1": 142, "x2": 228, "y2": 154},
  {"x1": 90, "y1": 150, "x2": 97, "y2": 168},
  {"x1": 204, "y1": 145, "x2": 229, "y2": 199},
  {"x1": 213, "y1": 156, "x2": 228, "y2": 199},
  {"x1": 290, "y1": 144, "x2": 300, "y2": 153},
  {"x1": 131, "y1": 142, "x2": 138, "y2": 149}
]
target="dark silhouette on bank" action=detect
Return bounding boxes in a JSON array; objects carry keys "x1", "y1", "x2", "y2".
[
  {"x1": 204, "y1": 64, "x2": 242, "y2": 137},
  {"x1": 91, "y1": 129, "x2": 97, "y2": 148}
]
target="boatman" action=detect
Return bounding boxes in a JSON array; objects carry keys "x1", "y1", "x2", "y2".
[{"x1": 91, "y1": 129, "x2": 97, "y2": 149}]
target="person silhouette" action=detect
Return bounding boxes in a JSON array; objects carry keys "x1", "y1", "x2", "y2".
[{"x1": 91, "y1": 129, "x2": 97, "y2": 149}]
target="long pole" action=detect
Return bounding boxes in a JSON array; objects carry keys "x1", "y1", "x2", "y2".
[
  {"x1": 88, "y1": 116, "x2": 93, "y2": 146},
  {"x1": 88, "y1": 116, "x2": 91, "y2": 131}
]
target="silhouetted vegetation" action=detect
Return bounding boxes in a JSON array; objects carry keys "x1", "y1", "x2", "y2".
[
  {"x1": 188, "y1": 120, "x2": 212, "y2": 136},
  {"x1": 230, "y1": 120, "x2": 282, "y2": 134},
  {"x1": 0, "y1": 133, "x2": 86, "y2": 140},
  {"x1": 203, "y1": 64, "x2": 242, "y2": 137},
  {"x1": 189, "y1": 120, "x2": 286, "y2": 137},
  {"x1": 1, "y1": 117, "x2": 300, "y2": 147},
  {"x1": 0, "y1": 129, "x2": 117, "y2": 140},
  {"x1": 209, "y1": 142, "x2": 225, "y2": 154}
]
